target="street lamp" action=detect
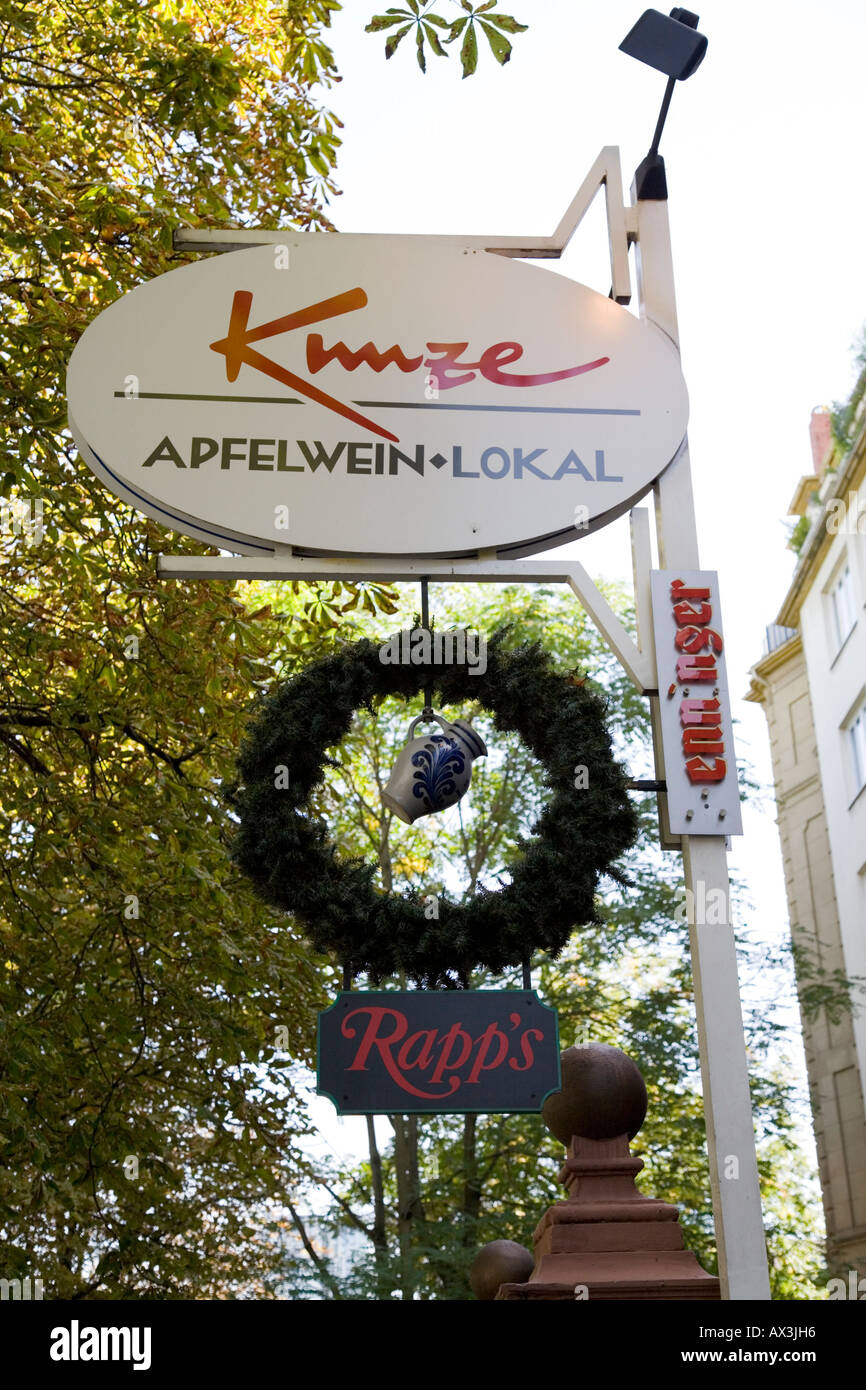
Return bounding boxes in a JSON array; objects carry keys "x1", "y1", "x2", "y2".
[
  {"x1": 616, "y1": 6, "x2": 771, "y2": 1303},
  {"x1": 619, "y1": 8, "x2": 708, "y2": 198}
]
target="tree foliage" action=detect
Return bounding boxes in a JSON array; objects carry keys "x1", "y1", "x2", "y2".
[
  {"x1": 365, "y1": 1, "x2": 527, "y2": 76},
  {"x1": 0, "y1": 0, "x2": 399, "y2": 1298},
  {"x1": 829, "y1": 322, "x2": 866, "y2": 451}
]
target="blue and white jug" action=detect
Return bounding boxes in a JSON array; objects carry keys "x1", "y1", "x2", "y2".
[{"x1": 381, "y1": 712, "x2": 487, "y2": 824}]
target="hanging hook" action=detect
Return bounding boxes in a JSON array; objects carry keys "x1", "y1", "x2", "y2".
[{"x1": 420, "y1": 576, "x2": 434, "y2": 718}]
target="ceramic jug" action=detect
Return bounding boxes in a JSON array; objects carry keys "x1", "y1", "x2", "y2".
[{"x1": 381, "y1": 713, "x2": 487, "y2": 824}]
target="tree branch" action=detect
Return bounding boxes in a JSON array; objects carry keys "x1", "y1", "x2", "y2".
[
  {"x1": 319, "y1": 1182, "x2": 374, "y2": 1241},
  {"x1": 120, "y1": 723, "x2": 206, "y2": 778},
  {"x1": 0, "y1": 726, "x2": 50, "y2": 774},
  {"x1": 286, "y1": 1200, "x2": 342, "y2": 1299}
]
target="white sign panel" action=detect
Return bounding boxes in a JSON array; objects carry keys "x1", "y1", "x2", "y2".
[
  {"x1": 67, "y1": 237, "x2": 689, "y2": 558},
  {"x1": 650, "y1": 570, "x2": 743, "y2": 836}
]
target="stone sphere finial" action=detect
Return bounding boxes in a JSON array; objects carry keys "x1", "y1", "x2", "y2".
[
  {"x1": 542, "y1": 1042, "x2": 647, "y2": 1145},
  {"x1": 470, "y1": 1240, "x2": 535, "y2": 1300}
]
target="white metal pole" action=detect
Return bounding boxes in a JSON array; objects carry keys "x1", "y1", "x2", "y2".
[{"x1": 633, "y1": 190, "x2": 771, "y2": 1300}]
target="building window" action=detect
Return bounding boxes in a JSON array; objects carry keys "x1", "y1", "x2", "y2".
[
  {"x1": 831, "y1": 564, "x2": 857, "y2": 649},
  {"x1": 852, "y1": 702, "x2": 866, "y2": 795}
]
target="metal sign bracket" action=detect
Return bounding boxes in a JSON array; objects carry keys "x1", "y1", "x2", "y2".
[{"x1": 174, "y1": 147, "x2": 632, "y2": 305}]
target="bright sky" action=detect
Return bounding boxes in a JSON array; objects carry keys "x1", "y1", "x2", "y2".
[{"x1": 302, "y1": 0, "x2": 866, "y2": 1167}]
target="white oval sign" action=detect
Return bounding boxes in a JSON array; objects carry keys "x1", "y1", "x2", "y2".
[{"x1": 67, "y1": 238, "x2": 689, "y2": 557}]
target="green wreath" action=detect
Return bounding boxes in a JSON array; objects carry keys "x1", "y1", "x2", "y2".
[{"x1": 229, "y1": 632, "x2": 638, "y2": 986}]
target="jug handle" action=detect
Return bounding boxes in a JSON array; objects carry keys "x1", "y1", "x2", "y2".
[{"x1": 406, "y1": 712, "x2": 452, "y2": 740}]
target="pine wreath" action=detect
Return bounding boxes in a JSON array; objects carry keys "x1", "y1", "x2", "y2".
[{"x1": 229, "y1": 631, "x2": 638, "y2": 986}]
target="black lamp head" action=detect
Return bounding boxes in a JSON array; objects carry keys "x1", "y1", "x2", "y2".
[
  {"x1": 620, "y1": 8, "x2": 708, "y2": 199},
  {"x1": 619, "y1": 8, "x2": 707, "y2": 81}
]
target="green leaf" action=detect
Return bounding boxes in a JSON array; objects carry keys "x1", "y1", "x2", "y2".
[
  {"x1": 479, "y1": 19, "x2": 512, "y2": 64},
  {"x1": 385, "y1": 22, "x2": 413, "y2": 57},
  {"x1": 99, "y1": 663, "x2": 117, "y2": 693},
  {"x1": 416, "y1": 25, "x2": 426, "y2": 72},
  {"x1": 481, "y1": 12, "x2": 528, "y2": 33},
  {"x1": 423, "y1": 21, "x2": 447, "y2": 55},
  {"x1": 365, "y1": 13, "x2": 414, "y2": 32},
  {"x1": 460, "y1": 22, "x2": 478, "y2": 77},
  {"x1": 445, "y1": 15, "x2": 469, "y2": 41},
  {"x1": 307, "y1": 148, "x2": 330, "y2": 176}
]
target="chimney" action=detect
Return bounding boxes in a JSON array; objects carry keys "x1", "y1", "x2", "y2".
[{"x1": 809, "y1": 406, "x2": 833, "y2": 475}]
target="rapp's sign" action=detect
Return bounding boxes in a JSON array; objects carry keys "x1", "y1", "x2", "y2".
[{"x1": 317, "y1": 990, "x2": 560, "y2": 1115}]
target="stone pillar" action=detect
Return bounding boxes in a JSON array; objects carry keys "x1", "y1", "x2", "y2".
[{"x1": 492, "y1": 1043, "x2": 721, "y2": 1301}]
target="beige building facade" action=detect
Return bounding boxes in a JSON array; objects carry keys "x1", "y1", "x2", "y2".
[{"x1": 748, "y1": 404, "x2": 866, "y2": 1271}]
